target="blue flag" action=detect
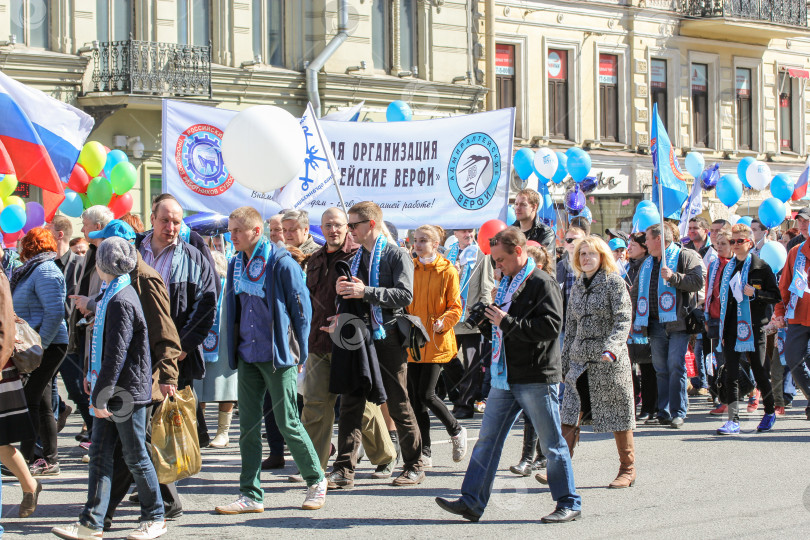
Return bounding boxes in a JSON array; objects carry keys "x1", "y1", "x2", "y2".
[{"x1": 651, "y1": 103, "x2": 689, "y2": 219}]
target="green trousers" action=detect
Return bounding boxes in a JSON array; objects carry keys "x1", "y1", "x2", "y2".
[{"x1": 237, "y1": 358, "x2": 323, "y2": 502}]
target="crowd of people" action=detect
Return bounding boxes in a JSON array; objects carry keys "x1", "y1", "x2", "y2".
[{"x1": 1, "y1": 188, "x2": 809, "y2": 537}]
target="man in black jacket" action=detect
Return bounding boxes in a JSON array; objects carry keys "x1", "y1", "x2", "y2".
[
  {"x1": 512, "y1": 188, "x2": 556, "y2": 278},
  {"x1": 436, "y1": 227, "x2": 581, "y2": 524}
]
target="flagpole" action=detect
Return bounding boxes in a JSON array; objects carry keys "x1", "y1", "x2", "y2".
[
  {"x1": 657, "y1": 173, "x2": 667, "y2": 269},
  {"x1": 332, "y1": 174, "x2": 349, "y2": 218}
]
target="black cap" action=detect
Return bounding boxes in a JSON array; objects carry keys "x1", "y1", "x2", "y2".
[
  {"x1": 605, "y1": 228, "x2": 630, "y2": 242},
  {"x1": 796, "y1": 207, "x2": 810, "y2": 221}
]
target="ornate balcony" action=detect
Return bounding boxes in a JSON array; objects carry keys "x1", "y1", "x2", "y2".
[
  {"x1": 678, "y1": 1, "x2": 809, "y2": 44},
  {"x1": 86, "y1": 39, "x2": 211, "y2": 97}
]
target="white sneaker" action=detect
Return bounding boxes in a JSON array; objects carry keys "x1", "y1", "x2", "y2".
[
  {"x1": 422, "y1": 455, "x2": 433, "y2": 469},
  {"x1": 51, "y1": 522, "x2": 102, "y2": 539},
  {"x1": 301, "y1": 478, "x2": 327, "y2": 510},
  {"x1": 451, "y1": 426, "x2": 468, "y2": 462},
  {"x1": 126, "y1": 520, "x2": 167, "y2": 540},
  {"x1": 215, "y1": 495, "x2": 264, "y2": 515}
]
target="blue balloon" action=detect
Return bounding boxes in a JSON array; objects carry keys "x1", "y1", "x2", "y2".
[
  {"x1": 770, "y1": 173, "x2": 794, "y2": 203},
  {"x1": 634, "y1": 208, "x2": 660, "y2": 232},
  {"x1": 738, "y1": 156, "x2": 755, "y2": 189},
  {"x1": 760, "y1": 241, "x2": 788, "y2": 274},
  {"x1": 566, "y1": 148, "x2": 591, "y2": 183},
  {"x1": 103, "y1": 149, "x2": 128, "y2": 179},
  {"x1": 386, "y1": 100, "x2": 412, "y2": 122},
  {"x1": 552, "y1": 152, "x2": 568, "y2": 184},
  {"x1": 716, "y1": 174, "x2": 743, "y2": 207},
  {"x1": 580, "y1": 176, "x2": 598, "y2": 193},
  {"x1": 636, "y1": 200, "x2": 656, "y2": 212},
  {"x1": 565, "y1": 187, "x2": 585, "y2": 212},
  {"x1": 758, "y1": 197, "x2": 786, "y2": 229},
  {"x1": 59, "y1": 190, "x2": 84, "y2": 218},
  {"x1": 506, "y1": 205, "x2": 516, "y2": 225},
  {"x1": 700, "y1": 163, "x2": 720, "y2": 190},
  {"x1": 0, "y1": 204, "x2": 26, "y2": 234},
  {"x1": 513, "y1": 148, "x2": 535, "y2": 181},
  {"x1": 736, "y1": 216, "x2": 753, "y2": 227}
]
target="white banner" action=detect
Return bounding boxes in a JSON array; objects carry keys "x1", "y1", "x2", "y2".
[{"x1": 293, "y1": 108, "x2": 515, "y2": 230}]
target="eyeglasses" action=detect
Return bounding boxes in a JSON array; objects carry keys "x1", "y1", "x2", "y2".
[
  {"x1": 729, "y1": 238, "x2": 751, "y2": 245},
  {"x1": 347, "y1": 220, "x2": 370, "y2": 231},
  {"x1": 565, "y1": 237, "x2": 579, "y2": 244}
]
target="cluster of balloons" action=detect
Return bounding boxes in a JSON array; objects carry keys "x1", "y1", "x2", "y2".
[
  {"x1": 513, "y1": 146, "x2": 591, "y2": 187},
  {"x1": 0, "y1": 174, "x2": 46, "y2": 243},
  {"x1": 59, "y1": 141, "x2": 137, "y2": 219}
]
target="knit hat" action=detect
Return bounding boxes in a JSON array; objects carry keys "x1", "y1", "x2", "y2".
[{"x1": 96, "y1": 236, "x2": 137, "y2": 277}]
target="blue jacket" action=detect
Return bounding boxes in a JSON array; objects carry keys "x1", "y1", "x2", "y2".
[
  {"x1": 12, "y1": 260, "x2": 68, "y2": 347},
  {"x1": 225, "y1": 243, "x2": 311, "y2": 370},
  {"x1": 92, "y1": 285, "x2": 153, "y2": 408}
]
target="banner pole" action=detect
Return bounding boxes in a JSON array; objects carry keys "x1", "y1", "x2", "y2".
[
  {"x1": 657, "y1": 177, "x2": 667, "y2": 269},
  {"x1": 332, "y1": 174, "x2": 349, "y2": 218}
]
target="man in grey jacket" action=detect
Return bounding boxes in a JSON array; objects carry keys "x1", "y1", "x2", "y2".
[{"x1": 631, "y1": 224, "x2": 703, "y2": 429}]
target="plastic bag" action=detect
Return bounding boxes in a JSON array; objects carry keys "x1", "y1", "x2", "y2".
[
  {"x1": 12, "y1": 318, "x2": 43, "y2": 374},
  {"x1": 149, "y1": 387, "x2": 201, "y2": 484}
]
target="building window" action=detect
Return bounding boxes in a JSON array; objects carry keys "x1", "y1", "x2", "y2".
[
  {"x1": 252, "y1": 0, "x2": 283, "y2": 66},
  {"x1": 371, "y1": 1, "x2": 390, "y2": 72},
  {"x1": 400, "y1": 0, "x2": 417, "y2": 74},
  {"x1": 371, "y1": 0, "x2": 418, "y2": 75},
  {"x1": 736, "y1": 67, "x2": 753, "y2": 150},
  {"x1": 779, "y1": 72, "x2": 793, "y2": 151},
  {"x1": 651, "y1": 59, "x2": 667, "y2": 131},
  {"x1": 10, "y1": 0, "x2": 49, "y2": 48},
  {"x1": 547, "y1": 49, "x2": 569, "y2": 139},
  {"x1": 150, "y1": 175, "x2": 162, "y2": 206},
  {"x1": 691, "y1": 63, "x2": 709, "y2": 148},
  {"x1": 177, "y1": 0, "x2": 210, "y2": 46},
  {"x1": 496, "y1": 44, "x2": 516, "y2": 110},
  {"x1": 97, "y1": 0, "x2": 132, "y2": 42},
  {"x1": 599, "y1": 54, "x2": 619, "y2": 142}
]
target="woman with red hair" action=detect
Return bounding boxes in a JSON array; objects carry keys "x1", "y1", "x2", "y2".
[{"x1": 12, "y1": 227, "x2": 68, "y2": 477}]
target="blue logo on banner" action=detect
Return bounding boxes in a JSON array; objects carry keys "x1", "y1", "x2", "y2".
[
  {"x1": 448, "y1": 132, "x2": 501, "y2": 210},
  {"x1": 176, "y1": 124, "x2": 235, "y2": 196}
]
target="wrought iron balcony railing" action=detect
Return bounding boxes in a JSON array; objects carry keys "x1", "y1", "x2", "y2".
[
  {"x1": 678, "y1": 0, "x2": 807, "y2": 27},
  {"x1": 88, "y1": 38, "x2": 211, "y2": 97}
]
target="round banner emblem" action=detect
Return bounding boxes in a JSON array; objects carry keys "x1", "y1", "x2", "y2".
[
  {"x1": 247, "y1": 256, "x2": 266, "y2": 282},
  {"x1": 737, "y1": 321, "x2": 752, "y2": 342},
  {"x1": 175, "y1": 124, "x2": 235, "y2": 196},
  {"x1": 659, "y1": 292, "x2": 675, "y2": 312},
  {"x1": 448, "y1": 132, "x2": 501, "y2": 210},
  {"x1": 637, "y1": 297, "x2": 648, "y2": 316},
  {"x1": 203, "y1": 330, "x2": 219, "y2": 353}
]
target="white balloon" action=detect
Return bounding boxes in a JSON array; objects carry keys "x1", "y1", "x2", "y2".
[
  {"x1": 533, "y1": 147, "x2": 559, "y2": 181},
  {"x1": 745, "y1": 160, "x2": 772, "y2": 191},
  {"x1": 221, "y1": 105, "x2": 306, "y2": 193}
]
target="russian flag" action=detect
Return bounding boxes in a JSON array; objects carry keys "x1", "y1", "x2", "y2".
[
  {"x1": 792, "y1": 156, "x2": 810, "y2": 201},
  {"x1": 0, "y1": 71, "x2": 94, "y2": 219}
]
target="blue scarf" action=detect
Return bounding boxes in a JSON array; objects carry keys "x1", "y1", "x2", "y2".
[
  {"x1": 233, "y1": 236, "x2": 271, "y2": 298},
  {"x1": 88, "y1": 274, "x2": 131, "y2": 414},
  {"x1": 180, "y1": 222, "x2": 191, "y2": 242},
  {"x1": 786, "y1": 241, "x2": 808, "y2": 320},
  {"x1": 203, "y1": 277, "x2": 226, "y2": 362},
  {"x1": 491, "y1": 258, "x2": 536, "y2": 391},
  {"x1": 777, "y1": 327, "x2": 786, "y2": 366},
  {"x1": 351, "y1": 234, "x2": 388, "y2": 340},
  {"x1": 446, "y1": 241, "x2": 460, "y2": 265},
  {"x1": 635, "y1": 243, "x2": 680, "y2": 330},
  {"x1": 718, "y1": 254, "x2": 754, "y2": 353},
  {"x1": 458, "y1": 245, "x2": 479, "y2": 321}
]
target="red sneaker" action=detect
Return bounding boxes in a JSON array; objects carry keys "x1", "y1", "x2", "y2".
[
  {"x1": 775, "y1": 406, "x2": 786, "y2": 416},
  {"x1": 747, "y1": 390, "x2": 760, "y2": 413},
  {"x1": 709, "y1": 404, "x2": 728, "y2": 415}
]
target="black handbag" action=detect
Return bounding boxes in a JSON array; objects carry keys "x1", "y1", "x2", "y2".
[
  {"x1": 684, "y1": 307, "x2": 705, "y2": 335},
  {"x1": 715, "y1": 360, "x2": 755, "y2": 405}
]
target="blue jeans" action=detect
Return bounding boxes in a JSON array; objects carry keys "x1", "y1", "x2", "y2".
[
  {"x1": 460, "y1": 384, "x2": 581, "y2": 516},
  {"x1": 648, "y1": 320, "x2": 689, "y2": 420},
  {"x1": 80, "y1": 404, "x2": 163, "y2": 531}
]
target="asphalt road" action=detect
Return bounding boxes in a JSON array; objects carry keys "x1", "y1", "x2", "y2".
[{"x1": 3, "y1": 393, "x2": 810, "y2": 539}]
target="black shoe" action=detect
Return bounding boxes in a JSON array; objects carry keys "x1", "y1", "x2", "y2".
[
  {"x1": 541, "y1": 507, "x2": 581, "y2": 523},
  {"x1": 509, "y1": 458, "x2": 533, "y2": 476},
  {"x1": 326, "y1": 470, "x2": 354, "y2": 490},
  {"x1": 56, "y1": 405, "x2": 72, "y2": 433},
  {"x1": 0, "y1": 464, "x2": 13, "y2": 477},
  {"x1": 392, "y1": 468, "x2": 425, "y2": 486},
  {"x1": 103, "y1": 517, "x2": 112, "y2": 532},
  {"x1": 453, "y1": 408, "x2": 474, "y2": 420},
  {"x1": 128, "y1": 491, "x2": 139, "y2": 504},
  {"x1": 371, "y1": 461, "x2": 395, "y2": 480},
  {"x1": 75, "y1": 429, "x2": 90, "y2": 443},
  {"x1": 532, "y1": 457, "x2": 548, "y2": 470},
  {"x1": 636, "y1": 412, "x2": 651, "y2": 422},
  {"x1": 435, "y1": 497, "x2": 480, "y2": 522},
  {"x1": 261, "y1": 455, "x2": 285, "y2": 470},
  {"x1": 805, "y1": 407, "x2": 810, "y2": 421},
  {"x1": 658, "y1": 417, "x2": 672, "y2": 426},
  {"x1": 164, "y1": 506, "x2": 183, "y2": 520}
]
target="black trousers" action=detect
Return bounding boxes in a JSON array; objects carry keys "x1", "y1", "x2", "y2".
[
  {"x1": 723, "y1": 329, "x2": 774, "y2": 416},
  {"x1": 407, "y1": 362, "x2": 461, "y2": 455},
  {"x1": 21, "y1": 344, "x2": 67, "y2": 465},
  {"x1": 453, "y1": 334, "x2": 487, "y2": 413}
]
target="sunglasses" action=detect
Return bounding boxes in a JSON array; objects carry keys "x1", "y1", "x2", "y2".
[
  {"x1": 729, "y1": 238, "x2": 751, "y2": 245},
  {"x1": 565, "y1": 237, "x2": 579, "y2": 244},
  {"x1": 347, "y1": 219, "x2": 370, "y2": 231}
]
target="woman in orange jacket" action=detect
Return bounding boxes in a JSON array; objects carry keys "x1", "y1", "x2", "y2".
[{"x1": 408, "y1": 225, "x2": 468, "y2": 466}]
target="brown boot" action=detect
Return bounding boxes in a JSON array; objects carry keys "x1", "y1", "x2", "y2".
[
  {"x1": 561, "y1": 424, "x2": 580, "y2": 458},
  {"x1": 608, "y1": 430, "x2": 636, "y2": 488}
]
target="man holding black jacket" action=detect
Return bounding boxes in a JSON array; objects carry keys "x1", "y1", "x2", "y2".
[{"x1": 435, "y1": 227, "x2": 581, "y2": 524}]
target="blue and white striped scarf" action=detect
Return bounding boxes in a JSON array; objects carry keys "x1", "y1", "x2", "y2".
[{"x1": 351, "y1": 234, "x2": 388, "y2": 340}]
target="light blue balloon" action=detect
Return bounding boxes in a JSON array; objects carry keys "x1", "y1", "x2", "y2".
[
  {"x1": 59, "y1": 190, "x2": 84, "y2": 218},
  {"x1": 566, "y1": 148, "x2": 591, "y2": 183},
  {"x1": 736, "y1": 216, "x2": 753, "y2": 227},
  {"x1": 738, "y1": 156, "x2": 755, "y2": 189},
  {"x1": 685, "y1": 152, "x2": 705, "y2": 178},
  {"x1": 636, "y1": 200, "x2": 656, "y2": 212},
  {"x1": 552, "y1": 152, "x2": 568, "y2": 184},
  {"x1": 717, "y1": 174, "x2": 743, "y2": 207},
  {"x1": 760, "y1": 241, "x2": 788, "y2": 274},
  {"x1": 386, "y1": 100, "x2": 412, "y2": 122},
  {"x1": 506, "y1": 205, "x2": 516, "y2": 224},
  {"x1": 103, "y1": 149, "x2": 128, "y2": 179},
  {"x1": 513, "y1": 148, "x2": 535, "y2": 181},
  {"x1": 0, "y1": 204, "x2": 26, "y2": 234},
  {"x1": 634, "y1": 208, "x2": 660, "y2": 232},
  {"x1": 770, "y1": 173, "x2": 794, "y2": 203},
  {"x1": 758, "y1": 197, "x2": 786, "y2": 229}
]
